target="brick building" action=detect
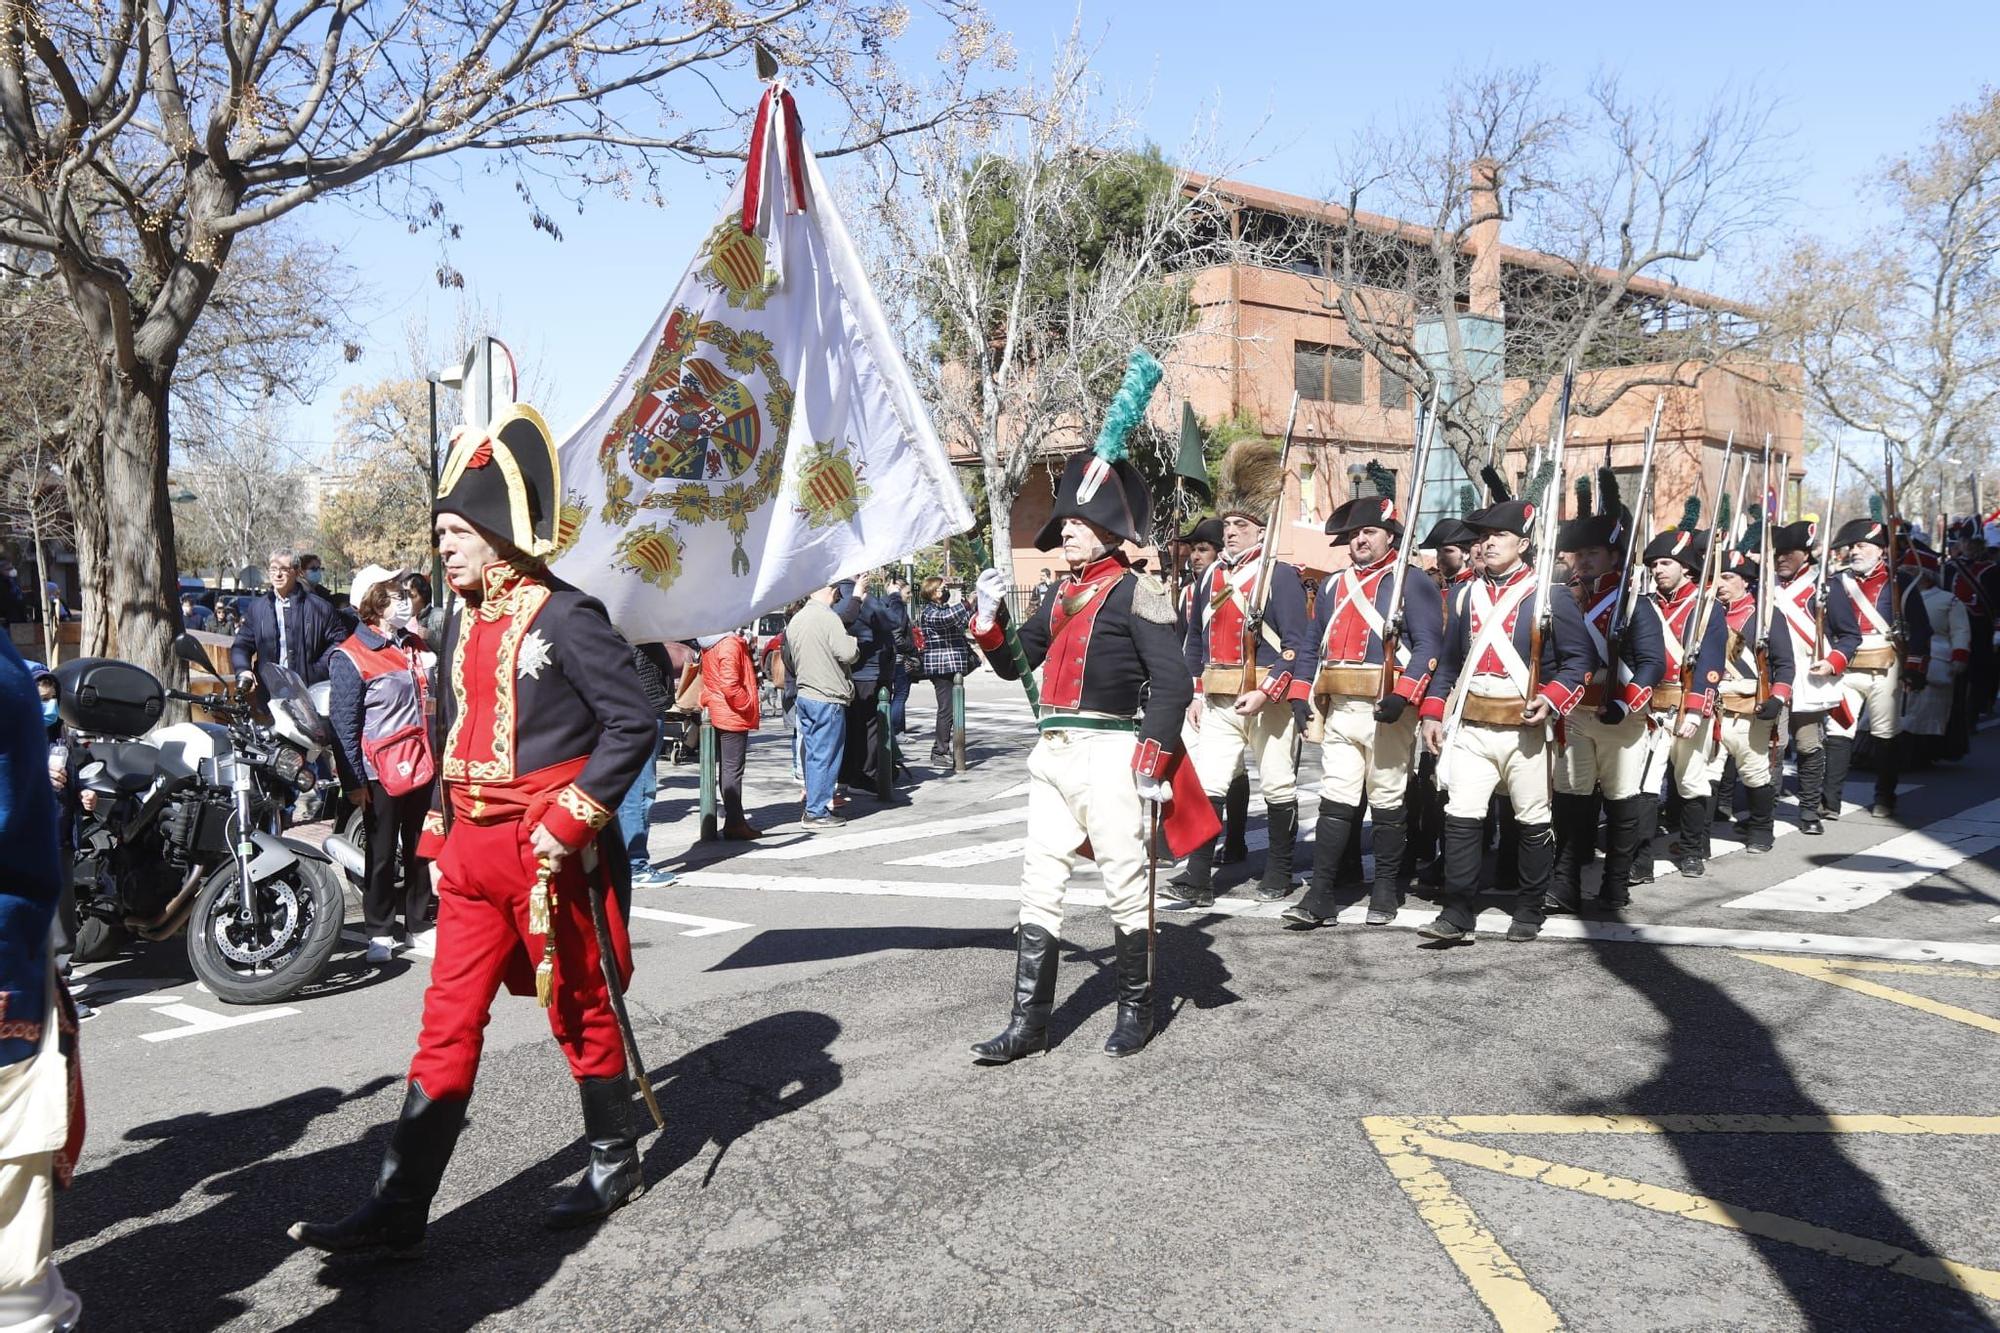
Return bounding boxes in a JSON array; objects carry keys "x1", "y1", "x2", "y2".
[{"x1": 983, "y1": 171, "x2": 1802, "y2": 586}]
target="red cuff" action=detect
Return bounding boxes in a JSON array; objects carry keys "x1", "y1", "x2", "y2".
[
  {"x1": 971, "y1": 618, "x2": 1004, "y2": 652},
  {"x1": 1538, "y1": 680, "x2": 1583, "y2": 716},
  {"x1": 1618, "y1": 682, "x2": 1654, "y2": 714},
  {"x1": 1905, "y1": 656, "x2": 1925, "y2": 674},
  {"x1": 539, "y1": 783, "x2": 613, "y2": 851},
  {"x1": 1772, "y1": 681, "x2": 1793, "y2": 704},
  {"x1": 1393, "y1": 672, "x2": 1426, "y2": 703},
  {"x1": 1952, "y1": 649, "x2": 1970, "y2": 665},
  {"x1": 1826, "y1": 650, "x2": 1849, "y2": 673},
  {"x1": 1261, "y1": 671, "x2": 1294, "y2": 702},
  {"x1": 1419, "y1": 695, "x2": 1447, "y2": 722},
  {"x1": 1131, "y1": 738, "x2": 1169, "y2": 779},
  {"x1": 416, "y1": 810, "x2": 446, "y2": 860},
  {"x1": 1286, "y1": 677, "x2": 1312, "y2": 702},
  {"x1": 1686, "y1": 692, "x2": 1713, "y2": 718}
]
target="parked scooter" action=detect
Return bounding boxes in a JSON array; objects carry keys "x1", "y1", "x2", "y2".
[{"x1": 61, "y1": 635, "x2": 360, "y2": 1005}]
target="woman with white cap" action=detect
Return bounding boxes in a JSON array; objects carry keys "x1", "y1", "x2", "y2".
[{"x1": 328, "y1": 564, "x2": 437, "y2": 962}]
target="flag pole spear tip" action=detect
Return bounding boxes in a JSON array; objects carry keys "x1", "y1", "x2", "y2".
[{"x1": 754, "y1": 41, "x2": 780, "y2": 82}]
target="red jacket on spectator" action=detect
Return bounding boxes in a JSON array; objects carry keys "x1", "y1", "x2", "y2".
[{"x1": 700, "y1": 633, "x2": 760, "y2": 732}]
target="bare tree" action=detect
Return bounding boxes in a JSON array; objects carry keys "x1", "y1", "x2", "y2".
[
  {"x1": 173, "y1": 410, "x2": 310, "y2": 579},
  {"x1": 1316, "y1": 67, "x2": 1789, "y2": 473},
  {"x1": 856, "y1": 26, "x2": 1262, "y2": 555},
  {"x1": 1769, "y1": 87, "x2": 2000, "y2": 507},
  {"x1": 0, "y1": 0, "x2": 998, "y2": 684}
]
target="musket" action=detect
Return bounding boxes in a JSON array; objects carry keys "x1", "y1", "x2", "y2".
[
  {"x1": 1674, "y1": 444, "x2": 1745, "y2": 734},
  {"x1": 1603, "y1": 394, "x2": 1665, "y2": 696},
  {"x1": 1812, "y1": 447, "x2": 1843, "y2": 661},
  {"x1": 1884, "y1": 453, "x2": 1908, "y2": 652},
  {"x1": 1239, "y1": 392, "x2": 1303, "y2": 694},
  {"x1": 1754, "y1": 434, "x2": 1775, "y2": 707},
  {"x1": 1379, "y1": 383, "x2": 1440, "y2": 702},
  {"x1": 1525, "y1": 365, "x2": 1574, "y2": 720}
]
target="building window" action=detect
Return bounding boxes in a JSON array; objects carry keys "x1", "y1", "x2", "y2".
[
  {"x1": 1297, "y1": 459, "x2": 1316, "y2": 523},
  {"x1": 1295, "y1": 341, "x2": 1365, "y2": 405},
  {"x1": 1375, "y1": 353, "x2": 1410, "y2": 411}
]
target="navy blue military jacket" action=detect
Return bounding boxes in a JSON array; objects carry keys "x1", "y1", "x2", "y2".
[
  {"x1": 1308, "y1": 553, "x2": 1445, "y2": 703},
  {"x1": 1181, "y1": 547, "x2": 1317, "y2": 701},
  {"x1": 1421, "y1": 564, "x2": 1594, "y2": 721},
  {"x1": 1821, "y1": 564, "x2": 1932, "y2": 675}
]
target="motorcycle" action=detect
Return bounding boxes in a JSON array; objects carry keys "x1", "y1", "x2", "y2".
[{"x1": 60, "y1": 635, "x2": 360, "y2": 1005}]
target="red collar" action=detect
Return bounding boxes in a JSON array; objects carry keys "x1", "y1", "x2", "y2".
[
  {"x1": 1587, "y1": 571, "x2": 1621, "y2": 600},
  {"x1": 1656, "y1": 578, "x2": 1698, "y2": 609},
  {"x1": 1067, "y1": 553, "x2": 1128, "y2": 587},
  {"x1": 474, "y1": 561, "x2": 541, "y2": 621}
]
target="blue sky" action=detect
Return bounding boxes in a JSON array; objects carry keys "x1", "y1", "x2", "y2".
[{"x1": 284, "y1": 0, "x2": 1999, "y2": 462}]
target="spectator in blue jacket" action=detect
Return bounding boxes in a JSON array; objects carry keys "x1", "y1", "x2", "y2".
[{"x1": 229, "y1": 549, "x2": 346, "y2": 688}]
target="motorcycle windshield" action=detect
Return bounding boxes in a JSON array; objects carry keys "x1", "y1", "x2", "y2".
[{"x1": 259, "y1": 662, "x2": 335, "y2": 748}]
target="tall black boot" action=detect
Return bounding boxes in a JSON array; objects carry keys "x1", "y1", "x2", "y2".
[
  {"x1": 1701, "y1": 783, "x2": 1720, "y2": 859},
  {"x1": 1220, "y1": 770, "x2": 1250, "y2": 864},
  {"x1": 1744, "y1": 783, "x2": 1777, "y2": 853},
  {"x1": 1491, "y1": 799, "x2": 1520, "y2": 892},
  {"x1": 1545, "y1": 792, "x2": 1595, "y2": 916},
  {"x1": 1337, "y1": 814, "x2": 1367, "y2": 890},
  {"x1": 1796, "y1": 744, "x2": 1827, "y2": 834},
  {"x1": 545, "y1": 1075, "x2": 646, "y2": 1229},
  {"x1": 1168, "y1": 797, "x2": 1227, "y2": 907},
  {"x1": 1662, "y1": 786, "x2": 1687, "y2": 856},
  {"x1": 1254, "y1": 800, "x2": 1300, "y2": 901},
  {"x1": 290, "y1": 1080, "x2": 468, "y2": 1257},
  {"x1": 1508, "y1": 823, "x2": 1556, "y2": 940},
  {"x1": 1285, "y1": 802, "x2": 1359, "y2": 928},
  {"x1": 1674, "y1": 789, "x2": 1709, "y2": 877},
  {"x1": 1103, "y1": 927, "x2": 1154, "y2": 1057},
  {"x1": 1418, "y1": 815, "x2": 1487, "y2": 942},
  {"x1": 1821, "y1": 735, "x2": 1855, "y2": 819},
  {"x1": 1872, "y1": 734, "x2": 1908, "y2": 817},
  {"x1": 1597, "y1": 795, "x2": 1650, "y2": 908},
  {"x1": 971, "y1": 924, "x2": 1059, "y2": 1063},
  {"x1": 1631, "y1": 795, "x2": 1660, "y2": 883},
  {"x1": 1366, "y1": 805, "x2": 1409, "y2": 925}
]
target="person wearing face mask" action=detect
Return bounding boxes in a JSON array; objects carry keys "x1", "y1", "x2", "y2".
[
  {"x1": 1818, "y1": 513, "x2": 1932, "y2": 819},
  {"x1": 328, "y1": 565, "x2": 436, "y2": 963}
]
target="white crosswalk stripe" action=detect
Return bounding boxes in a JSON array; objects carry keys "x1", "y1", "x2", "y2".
[{"x1": 1722, "y1": 797, "x2": 2000, "y2": 913}]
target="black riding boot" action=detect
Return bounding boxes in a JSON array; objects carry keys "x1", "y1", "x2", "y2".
[
  {"x1": 1285, "y1": 802, "x2": 1359, "y2": 928},
  {"x1": 1254, "y1": 800, "x2": 1300, "y2": 901},
  {"x1": 972, "y1": 924, "x2": 1059, "y2": 1063},
  {"x1": 1597, "y1": 795, "x2": 1650, "y2": 908},
  {"x1": 545, "y1": 1075, "x2": 646, "y2": 1229},
  {"x1": 1220, "y1": 770, "x2": 1250, "y2": 864},
  {"x1": 1103, "y1": 927, "x2": 1154, "y2": 1057},
  {"x1": 1338, "y1": 814, "x2": 1367, "y2": 889},
  {"x1": 289, "y1": 1080, "x2": 468, "y2": 1257},
  {"x1": 1508, "y1": 824, "x2": 1555, "y2": 940},
  {"x1": 1821, "y1": 735, "x2": 1855, "y2": 819},
  {"x1": 1700, "y1": 783, "x2": 1720, "y2": 859},
  {"x1": 1744, "y1": 782, "x2": 1777, "y2": 853},
  {"x1": 1631, "y1": 795, "x2": 1660, "y2": 883},
  {"x1": 1544, "y1": 792, "x2": 1596, "y2": 916},
  {"x1": 1796, "y1": 744, "x2": 1827, "y2": 834},
  {"x1": 1169, "y1": 798, "x2": 1227, "y2": 907},
  {"x1": 1367, "y1": 805, "x2": 1409, "y2": 924},
  {"x1": 1674, "y1": 789, "x2": 1709, "y2": 877},
  {"x1": 1491, "y1": 800, "x2": 1520, "y2": 892},
  {"x1": 1418, "y1": 816, "x2": 1487, "y2": 942},
  {"x1": 1872, "y1": 734, "x2": 1907, "y2": 817}
]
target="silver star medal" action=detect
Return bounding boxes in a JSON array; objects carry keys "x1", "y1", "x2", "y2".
[{"x1": 518, "y1": 630, "x2": 554, "y2": 680}]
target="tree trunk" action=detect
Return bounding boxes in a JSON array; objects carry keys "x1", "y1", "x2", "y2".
[
  {"x1": 71, "y1": 367, "x2": 181, "y2": 688},
  {"x1": 982, "y1": 454, "x2": 1015, "y2": 591}
]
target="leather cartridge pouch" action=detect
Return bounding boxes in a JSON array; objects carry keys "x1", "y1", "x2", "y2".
[{"x1": 1462, "y1": 694, "x2": 1530, "y2": 726}]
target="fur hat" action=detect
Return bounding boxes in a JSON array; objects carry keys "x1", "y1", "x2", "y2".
[{"x1": 1215, "y1": 439, "x2": 1285, "y2": 522}]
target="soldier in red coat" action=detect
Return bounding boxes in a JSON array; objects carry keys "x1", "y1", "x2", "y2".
[{"x1": 291, "y1": 407, "x2": 660, "y2": 1256}]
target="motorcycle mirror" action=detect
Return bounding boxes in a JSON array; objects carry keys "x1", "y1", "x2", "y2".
[{"x1": 173, "y1": 633, "x2": 210, "y2": 669}]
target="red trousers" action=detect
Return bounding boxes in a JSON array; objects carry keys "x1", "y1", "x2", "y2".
[{"x1": 408, "y1": 817, "x2": 632, "y2": 1100}]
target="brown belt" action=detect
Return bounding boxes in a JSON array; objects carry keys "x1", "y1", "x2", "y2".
[
  {"x1": 1719, "y1": 694, "x2": 1758, "y2": 716},
  {"x1": 1314, "y1": 665, "x2": 1380, "y2": 698},
  {"x1": 1462, "y1": 694, "x2": 1529, "y2": 726},
  {"x1": 1201, "y1": 664, "x2": 1252, "y2": 695},
  {"x1": 1850, "y1": 646, "x2": 1897, "y2": 670},
  {"x1": 1651, "y1": 685, "x2": 1685, "y2": 712}
]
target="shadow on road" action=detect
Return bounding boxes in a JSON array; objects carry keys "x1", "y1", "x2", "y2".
[
  {"x1": 1584, "y1": 942, "x2": 1997, "y2": 1330},
  {"x1": 706, "y1": 925, "x2": 1008, "y2": 971}
]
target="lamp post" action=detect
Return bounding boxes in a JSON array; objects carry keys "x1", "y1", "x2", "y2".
[{"x1": 428, "y1": 365, "x2": 465, "y2": 594}]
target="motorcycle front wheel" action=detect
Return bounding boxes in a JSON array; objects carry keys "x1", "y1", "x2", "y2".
[{"x1": 187, "y1": 856, "x2": 345, "y2": 1005}]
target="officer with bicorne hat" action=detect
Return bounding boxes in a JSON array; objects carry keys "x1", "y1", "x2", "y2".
[
  {"x1": 291, "y1": 405, "x2": 661, "y2": 1256},
  {"x1": 967, "y1": 352, "x2": 1195, "y2": 1062}
]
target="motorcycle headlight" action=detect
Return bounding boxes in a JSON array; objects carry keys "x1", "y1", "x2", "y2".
[{"x1": 271, "y1": 745, "x2": 304, "y2": 785}]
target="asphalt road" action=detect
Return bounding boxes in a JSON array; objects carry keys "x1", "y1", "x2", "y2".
[{"x1": 55, "y1": 675, "x2": 2000, "y2": 1330}]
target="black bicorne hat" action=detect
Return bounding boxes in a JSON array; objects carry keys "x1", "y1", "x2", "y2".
[
  {"x1": 1325, "y1": 494, "x2": 1404, "y2": 544},
  {"x1": 1771, "y1": 519, "x2": 1818, "y2": 555},
  {"x1": 1642, "y1": 528, "x2": 1707, "y2": 571},
  {"x1": 435, "y1": 405, "x2": 562, "y2": 559},
  {"x1": 1035, "y1": 452, "x2": 1152, "y2": 551},
  {"x1": 1419, "y1": 517, "x2": 1477, "y2": 551},
  {"x1": 1178, "y1": 516, "x2": 1224, "y2": 548},
  {"x1": 1557, "y1": 511, "x2": 1628, "y2": 555},
  {"x1": 1465, "y1": 499, "x2": 1537, "y2": 538},
  {"x1": 1720, "y1": 550, "x2": 1760, "y2": 582},
  {"x1": 1832, "y1": 516, "x2": 1891, "y2": 549}
]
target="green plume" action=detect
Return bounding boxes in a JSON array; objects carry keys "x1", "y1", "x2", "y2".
[
  {"x1": 1366, "y1": 459, "x2": 1397, "y2": 499},
  {"x1": 1868, "y1": 493, "x2": 1885, "y2": 523},
  {"x1": 1737, "y1": 512, "x2": 1762, "y2": 555},
  {"x1": 1093, "y1": 348, "x2": 1164, "y2": 465},
  {"x1": 1716, "y1": 493, "x2": 1733, "y2": 536},
  {"x1": 1522, "y1": 457, "x2": 1556, "y2": 507},
  {"x1": 1574, "y1": 476, "x2": 1591, "y2": 515},
  {"x1": 1456, "y1": 484, "x2": 1476, "y2": 517},
  {"x1": 1677, "y1": 497, "x2": 1702, "y2": 532}
]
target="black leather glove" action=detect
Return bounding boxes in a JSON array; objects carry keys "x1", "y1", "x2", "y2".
[
  {"x1": 1597, "y1": 701, "x2": 1627, "y2": 726},
  {"x1": 1373, "y1": 693, "x2": 1408, "y2": 725},
  {"x1": 1290, "y1": 699, "x2": 1310, "y2": 731},
  {"x1": 1905, "y1": 668, "x2": 1928, "y2": 691},
  {"x1": 1754, "y1": 697, "x2": 1785, "y2": 722}
]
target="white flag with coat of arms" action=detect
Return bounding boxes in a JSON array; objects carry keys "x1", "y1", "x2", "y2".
[{"x1": 548, "y1": 84, "x2": 971, "y2": 639}]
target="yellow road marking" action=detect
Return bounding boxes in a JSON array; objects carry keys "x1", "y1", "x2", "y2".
[
  {"x1": 1362, "y1": 1118, "x2": 1563, "y2": 1333},
  {"x1": 1398, "y1": 1113, "x2": 2000, "y2": 1137},
  {"x1": 1399, "y1": 1127, "x2": 2000, "y2": 1303},
  {"x1": 1792, "y1": 958, "x2": 2000, "y2": 980},
  {"x1": 1737, "y1": 953, "x2": 2000, "y2": 1035}
]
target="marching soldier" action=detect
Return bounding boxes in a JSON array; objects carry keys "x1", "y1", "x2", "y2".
[
  {"x1": 1171, "y1": 516, "x2": 1249, "y2": 871},
  {"x1": 1178, "y1": 441, "x2": 1317, "y2": 908},
  {"x1": 1546, "y1": 476, "x2": 1664, "y2": 914},
  {"x1": 293, "y1": 408, "x2": 662, "y2": 1256},
  {"x1": 967, "y1": 375, "x2": 1194, "y2": 1062},
  {"x1": 1417, "y1": 497, "x2": 1592, "y2": 943},
  {"x1": 1769, "y1": 519, "x2": 1842, "y2": 834},
  {"x1": 1408, "y1": 515, "x2": 1480, "y2": 884},
  {"x1": 1902, "y1": 544, "x2": 1967, "y2": 763},
  {"x1": 1941, "y1": 521, "x2": 1990, "y2": 754},
  {"x1": 1817, "y1": 512, "x2": 1932, "y2": 818},
  {"x1": 1710, "y1": 543, "x2": 1793, "y2": 852},
  {"x1": 1282, "y1": 490, "x2": 1444, "y2": 928},
  {"x1": 1641, "y1": 521, "x2": 1727, "y2": 878}
]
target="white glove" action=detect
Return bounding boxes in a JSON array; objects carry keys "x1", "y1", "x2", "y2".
[
  {"x1": 974, "y1": 568, "x2": 1008, "y2": 624},
  {"x1": 1136, "y1": 772, "x2": 1169, "y2": 805}
]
